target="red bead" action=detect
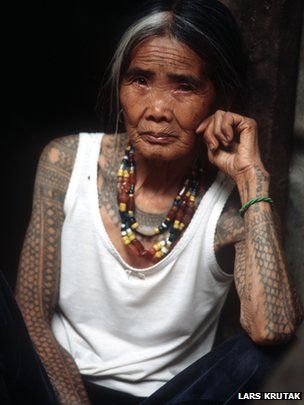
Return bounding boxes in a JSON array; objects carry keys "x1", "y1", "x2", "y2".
[
  {"x1": 118, "y1": 191, "x2": 128, "y2": 203},
  {"x1": 139, "y1": 250, "x2": 153, "y2": 260},
  {"x1": 121, "y1": 181, "x2": 131, "y2": 193},
  {"x1": 176, "y1": 210, "x2": 184, "y2": 221},
  {"x1": 127, "y1": 243, "x2": 140, "y2": 256},
  {"x1": 185, "y1": 206, "x2": 194, "y2": 216},
  {"x1": 127, "y1": 196, "x2": 135, "y2": 211},
  {"x1": 183, "y1": 215, "x2": 191, "y2": 225},
  {"x1": 167, "y1": 209, "x2": 176, "y2": 220},
  {"x1": 132, "y1": 239, "x2": 144, "y2": 252},
  {"x1": 129, "y1": 173, "x2": 136, "y2": 184}
]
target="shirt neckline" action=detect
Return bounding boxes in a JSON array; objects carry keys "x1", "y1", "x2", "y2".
[{"x1": 92, "y1": 133, "x2": 224, "y2": 274}]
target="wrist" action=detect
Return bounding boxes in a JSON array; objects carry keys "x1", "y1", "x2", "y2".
[{"x1": 235, "y1": 164, "x2": 270, "y2": 205}]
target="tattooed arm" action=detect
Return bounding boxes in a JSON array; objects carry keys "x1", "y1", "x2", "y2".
[
  {"x1": 233, "y1": 165, "x2": 304, "y2": 344},
  {"x1": 199, "y1": 110, "x2": 304, "y2": 345},
  {"x1": 15, "y1": 136, "x2": 90, "y2": 404}
]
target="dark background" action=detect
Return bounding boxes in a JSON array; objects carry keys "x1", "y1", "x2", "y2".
[{"x1": 2, "y1": 1, "x2": 142, "y2": 287}]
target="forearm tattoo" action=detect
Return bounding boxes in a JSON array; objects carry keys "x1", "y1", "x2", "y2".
[
  {"x1": 235, "y1": 165, "x2": 303, "y2": 343},
  {"x1": 245, "y1": 208, "x2": 303, "y2": 341},
  {"x1": 15, "y1": 135, "x2": 90, "y2": 404}
]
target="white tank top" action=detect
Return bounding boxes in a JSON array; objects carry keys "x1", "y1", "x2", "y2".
[{"x1": 51, "y1": 132, "x2": 235, "y2": 397}]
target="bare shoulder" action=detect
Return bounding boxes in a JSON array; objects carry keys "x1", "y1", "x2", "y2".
[
  {"x1": 35, "y1": 135, "x2": 79, "y2": 204},
  {"x1": 214, "y1": 187, "x2": 245, "y2": 274},
  {"x1": 38, "y1": 134, "x2": 79, "y2": 174}
]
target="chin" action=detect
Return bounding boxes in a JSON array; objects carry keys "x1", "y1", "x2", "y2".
[{"x1": 134, "y1": 138, "x2": 191, "y2": 162}]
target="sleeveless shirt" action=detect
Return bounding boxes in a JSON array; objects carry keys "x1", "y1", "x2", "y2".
[{"x1": 51, "y1": 132, "x2": 235, "y2": 397}]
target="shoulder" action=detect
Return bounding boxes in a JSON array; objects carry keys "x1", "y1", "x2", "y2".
[
  {"x1": 34, "y1": 135, "x2": 79, "y2": 204},
  {"x1": 38, "y1": 135, "x2": 79, "y2": 171},
  {"x1": 214, "y1": 186, "x2": 245, "y2": 273}
]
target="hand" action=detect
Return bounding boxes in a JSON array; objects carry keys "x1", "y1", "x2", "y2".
[{"x1": 196, "y1": 110, "x2": 266, "y2": 182}]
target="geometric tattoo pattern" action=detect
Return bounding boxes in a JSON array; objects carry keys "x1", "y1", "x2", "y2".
[{"x1": 15, "y1": 135, "x2": 90, "y2": 404}]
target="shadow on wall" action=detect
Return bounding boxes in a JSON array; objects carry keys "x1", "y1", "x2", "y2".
[{"x1": 286, "y1": 18, "x2": 304, "y2": 305}]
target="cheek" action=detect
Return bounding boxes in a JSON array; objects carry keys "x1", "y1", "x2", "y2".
[
  {"x1": 175, "y1": 99, "x2": 212, "y2": 131},
  {"x1": 120, "y1": 88, "x2": 142, "y2": 125}
]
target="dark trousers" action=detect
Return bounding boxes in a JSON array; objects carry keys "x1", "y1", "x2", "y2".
[
  {"x1": 0, "y1": 271, "x2": 58, "y2": 405},
  {"x1": 83, "y1": 331, "x2": 296, "y2": 405}
]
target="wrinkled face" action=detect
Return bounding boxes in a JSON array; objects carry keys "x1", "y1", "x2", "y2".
[{"x1": 119, "y1": 35, "x2": 217, "y2": 161}]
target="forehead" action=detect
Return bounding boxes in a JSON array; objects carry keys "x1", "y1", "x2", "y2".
[{"x1": 128, "y1": 35, "x2": 204, "y2": 76}]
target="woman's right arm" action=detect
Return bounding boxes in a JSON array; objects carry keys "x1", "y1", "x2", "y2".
[{"x1": 15, "y1": 135, "x2": 90, "y2": 405}]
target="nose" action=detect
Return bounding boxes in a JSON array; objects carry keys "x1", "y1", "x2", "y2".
[{"x1": 144, "y1": 91, "x2": 173, "y2": 123}]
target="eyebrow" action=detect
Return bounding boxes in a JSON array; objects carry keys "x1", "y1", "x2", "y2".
[{"x1": 124, "y1": 67, "x2": 203, "y2": 88}]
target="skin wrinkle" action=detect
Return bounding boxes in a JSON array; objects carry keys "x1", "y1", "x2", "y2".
[{"x1": 120, "y1": 36, "x2": 216, "y2": 200}]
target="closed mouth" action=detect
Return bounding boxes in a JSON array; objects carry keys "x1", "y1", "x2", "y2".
[{"x1": 140, "y1": 131, "x2": 177, "y2": 138}]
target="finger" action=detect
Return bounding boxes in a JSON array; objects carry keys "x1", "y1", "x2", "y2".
[
  {"x1": 214, "y1": 110, "x2": 230, "y2": 147},
  {"x1": 221, "y1": 112, "x2": 235, "y2": 142},
  {"x1": 203, "y1": 119, "x2": 219, "y2": 152},
  {"x1": 195, "y1": 115, "x2": 213, "y2": 135},
  {"x1": 208, "y1": 146, "x2": 232, "y2": 169}
]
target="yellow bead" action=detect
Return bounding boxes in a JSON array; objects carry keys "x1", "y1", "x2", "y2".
[
  {"x1": 128, "y1": 210, "x2": 134, "y2": 215},
  {"x1": 176, "y1": 196, "x2": 181, "y2": 200},
  {"x1": 155, "y1": 251, "x2": 163, "y2": 258},
  {"x1": 131, "y1": 222, "x2": 139, "y2": 230},
  {"x1": 119, "y1": 203, "x2": 126, "y2": 212},
  {"x1": 154, "y1": 227, "x2": 160, "y2": 234},
  {"x1": 153, "y1": 243, "x2": 161, "y2": 251},
  {"x1": 117, "y1": 169, "x2": 123, "y2": 176},
  {"x1": 173, "y1": 220, "x2": 180, "y2": 229},
  {"x1": 190, "y1": 195, "x2": 195, "y2": 202},
  {"x1": 122, "y1": 236, "x2": 129, "y2": 242},
  {"x1": 123, "y1": 170, "x2": 129, "y2": 177},
  {"x1": 186, "y1": 191, "x2": 191, "y2": 197},
  {"x1": 126, "y1": 146, "x2": 131, "y2": 151},
  {"x1": 179, "y1": 223, "x2": 185, "y2": 230},
  {"x1": 129, "y1": 234, "x2": 135, "y2": 241}
]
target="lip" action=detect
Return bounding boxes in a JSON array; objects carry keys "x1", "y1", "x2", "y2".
[{"x1": 140, "y1": 132, "x2": 177, "y2": 144}]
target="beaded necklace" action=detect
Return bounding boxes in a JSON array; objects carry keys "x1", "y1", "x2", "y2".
[{"x1": 117, "y1": 144, "x2": 202, "y2": 263}]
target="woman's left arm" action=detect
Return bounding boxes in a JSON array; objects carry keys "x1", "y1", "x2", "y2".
[
  {"x1": 197, "y1": 110, "x2": 304, "y2": 344},
  {"x1": 234, "y1": 164, "x2": 303, "y2": 344}
]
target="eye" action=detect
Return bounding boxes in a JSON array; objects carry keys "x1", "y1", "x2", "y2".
[
  {"x1": 177, "y1": 84, "x2": 195, "y2": 92},
  {"x1": 133, "y1": 77, "x2": 148, "y2": 86}
]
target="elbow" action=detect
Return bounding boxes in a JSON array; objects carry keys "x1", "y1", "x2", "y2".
[
  {"x1": 242, "y1": 322, "x2": 297, "y2": 346},
  {"x1": 240, "y1": 314, "x2": 297, "y2": 346}
]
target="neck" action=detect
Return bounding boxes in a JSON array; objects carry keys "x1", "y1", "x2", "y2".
[{"x1": 134, "y1": 152, "x2": 196, "y2": 196}]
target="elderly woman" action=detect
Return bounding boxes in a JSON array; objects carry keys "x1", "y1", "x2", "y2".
[{"x1": 15, "y1": 0, "x2": 303, "y2": 404}]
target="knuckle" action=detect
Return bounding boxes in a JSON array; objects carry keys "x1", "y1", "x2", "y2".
[{"x1": 247, "y1": 118, "x2": 257, "y2": 128}]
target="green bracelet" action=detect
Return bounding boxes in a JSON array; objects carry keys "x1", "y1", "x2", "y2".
[{"x1": 239, "y1": 196, "x2": 274, "y2": 216}]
